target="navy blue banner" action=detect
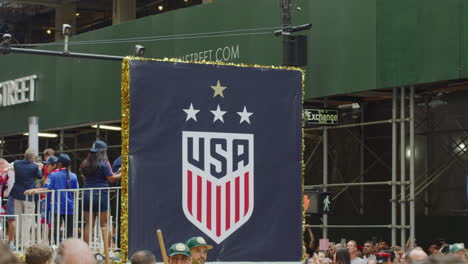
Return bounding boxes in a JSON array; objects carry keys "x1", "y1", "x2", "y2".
[{"x1": 128, "y1": 60, "x2": 303, "y2": 263}]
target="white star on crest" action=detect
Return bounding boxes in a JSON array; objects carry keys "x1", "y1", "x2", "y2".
[
  {"x1": 183, "y1": 103, "x2": 200, "y2": 122},
  {"x1": 237, "y1": 106, "x2": 253, "y2": 124},
  {"x1": 210, "y1": 104, "x2": 227, "y2": 123}
]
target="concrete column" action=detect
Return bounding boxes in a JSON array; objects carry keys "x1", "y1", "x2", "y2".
[
  {"x1": 113, "y1": 0, "x2": 136, "y2": 25},
  {"x1": 28, "y1": 116, "x2": 39, "y2": 157},
  {"x1": 55, "y1": 3, "x2": 76, "y2": 40}
]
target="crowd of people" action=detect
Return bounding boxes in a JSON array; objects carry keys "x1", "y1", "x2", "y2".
[
  {"x1": 0, "y1": 140, "x2": 122, "y2": 250},
  {"x1": 0, "y1": 235, "x2": 212, "y2": 264},
  {"x1": 303, "y1": 228, "x2": 467, "y2": 264}
]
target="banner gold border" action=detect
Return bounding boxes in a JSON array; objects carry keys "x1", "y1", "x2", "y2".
[{"x1": 120, "y1": 56, "x2": 305, "y2": 263}]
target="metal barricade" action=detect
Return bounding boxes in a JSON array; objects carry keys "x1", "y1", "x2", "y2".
[
  {"x1": 25, "y1": 190, "x2": 56, "y2": 248},
  {"x1": 57, "y1": 187, "x2": 121, "y2": 251},
  {"x1": 20, "y1": 187, "x2": 121, "y2": 253},
  {"x1": 0, "y1": 214, "x2": 19, "y2": 251}
]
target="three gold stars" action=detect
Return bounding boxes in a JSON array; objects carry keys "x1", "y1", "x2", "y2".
[{"x1": 210, "y1": 80, "x2": 227, "y2": 98}]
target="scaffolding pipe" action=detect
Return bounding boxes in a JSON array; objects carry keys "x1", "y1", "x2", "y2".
[
  {"x1": 306, "y1": 225, "x2": 393, "y2": 228},
  {"x1": 0, "y1": 136, "x2": 3, "y2": 157},
  {"x1": 392, "y1": 88, "x2": 397, "y2": 246},
  {"x1": 304, "y1": 181, "x2": 407, "y2": 189},
  {"x1": 323, "y1": 124, "x2": 328, "y2": 239},
  {"x1": 323, "y1": 98, "x2": 329, "y2": 239},
  {"x1": 360, "y1": 107, "x2": 365, "y2": 216},
  {"x1": 400, "y1": 87, "x2": 407, "y2": 246},
  {"x1": 59, "y1": 130, "x2": 64, "y2": 152},
  {"x1": 305, "y1": 118, "x2": 410, "y2": 131},
  {"x1": 409, "y1": 86, "x2": 416, "y2": 248}
]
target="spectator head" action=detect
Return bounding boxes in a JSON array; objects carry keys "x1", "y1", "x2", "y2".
[
  {"x1": 407, "y1": 247, "x2": 429, "y2": 264},
  {"x1": 429, "y1": 255, "x2": 465, "y2": 264},
  {"x1": 391, "y1": 246, "x2": 404, "y2": 263},
  {"x1": 0, "y1": 242, "x2": 19, "y2": 263},
  {"x1": 378, "y1": 240, "x2": 389, "y2": 251},
  {"x1": 317, "y1": 250, "x2": 327, "y2": 259},
  {"x1": 43, "y1": 149, "x2": 55, "y2": 160},
  {"x1": 363, "y1": 241, "x2": 374, "y2": 255},
  {"x1": 347, "y1": 240, "x2": 358, "y2": 256},
  {"x1": 428, "y1": 242, "x2": 439, "y2": 255},
  {"x1": 168, "y1": 243, "x2": 191, "y2": 264},
  {"x1": 26, "y1": 244, "x2": 53, "y2": 264},
  {"x1": 55, "y1": 239, "x2": 95, "y2": 264},
  {"x1": 335, "y1": 247, "x2": 351, "y2": 264},
  {"x1": 186, "y1": 236, "x2": 213, "y2": 264},
  {"x1": 25, "y1": 148, "x2": 36, "y2": 162},
  {"x1": 449, "y1": 244, "x2": 466, "y2": 261},
  {"x1": 0, "y1": 158, "x2": 9, "y2": 169},
  {"x1": 131, "y1": 250, "x2": 157, "y2": 264},
  {"x1": 43, "y1": 155, "x2": 58, "y2": 174}
]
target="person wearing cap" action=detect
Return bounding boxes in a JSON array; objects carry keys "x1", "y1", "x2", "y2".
[
  {"x1": 186, "y1": 236, "x2": 213, "y2": 264},
  {"x1": 450, "y1": 243, "x2": 466, "y2": 261},
  {"x1": 39, "y1": 155, "x2": 59, "y2": 242},
  {"x1": 80, "y1": 140, "x2": 121, "y2": 245},
  {"x1": 26, "y1": 153, "x2": 79, "y2": 238},
  {"x1": 169, "y1": 243, "x2": 192, "y2": 264}
]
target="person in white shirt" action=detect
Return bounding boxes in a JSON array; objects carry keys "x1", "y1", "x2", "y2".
[{"x1": 348, "y1": 240, "x2": 367, "y2": 264}]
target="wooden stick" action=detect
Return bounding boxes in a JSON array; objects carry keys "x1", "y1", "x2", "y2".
[
  {"x1": 101, "y1": 227, "x2": 110, "y2": 264},
  {"x1": 156, "y1": 229, "x2": 169, "y2": 264}
]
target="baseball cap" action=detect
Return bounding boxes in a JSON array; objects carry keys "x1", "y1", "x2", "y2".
[
  {"x1": 90, "y1": 140, "x2": 107, "y2": 152},
  {"x1": 186, "y1": 236, "x2": 213, "y2": 250},
  {"x1": 169, "y1": 243, "x2": 191, "y2": 257},
  {"x1": 375, "y1": 253, "x2": 391, "y2": 264},
  {"x1": 43, "y1": 156, "x2": 58, "y2": 165},
  {"x1": 57, "y1": 153, "x2": 71, "y2": 165},
  {"x1": 450, "y1": 243, "x2": 465, "y2": 253}
]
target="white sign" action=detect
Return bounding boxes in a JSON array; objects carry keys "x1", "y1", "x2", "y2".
[
  {"x1": 0, "y1": 75, "x2": 37, "y2": 107},
  {"x1": 177, "y1": 44, "x2": 240, "y2": 62}
]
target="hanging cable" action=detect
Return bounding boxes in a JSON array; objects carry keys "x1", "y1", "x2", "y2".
[{"x1": 11, "y1": 26, "x2": 282, "y2": 47}]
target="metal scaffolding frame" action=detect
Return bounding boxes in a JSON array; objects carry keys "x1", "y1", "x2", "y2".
[{"x1": 304, "y1": 86, "x2": 416, "y2": 248}]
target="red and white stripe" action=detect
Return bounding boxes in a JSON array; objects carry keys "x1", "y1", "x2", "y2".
[{"x1": 186, "y1": 170, "x2": 251, "y2": 238}]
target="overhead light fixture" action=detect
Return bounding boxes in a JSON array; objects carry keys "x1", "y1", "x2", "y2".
[
  {"x1": 75, "y1": 12, "x2": 80, "y2": 17},
  {"x1": 457, "y1": 143, "x2": 466, "y2": 152},
  {"x1": 158, "y1": 5, "x2": 164, "y2": 11},
  {"x1": 91, "y1": 124, "x2": 122, "y2": 131},
  {"x1": 46, "y1": 29, "x2": 52, "y2": 35},
  {"x1": 0, "y1": 140, "x2": 4, "y2": 144},
  {"x1": 23, "y1": 132, "x2": 58, "y2": 138}
]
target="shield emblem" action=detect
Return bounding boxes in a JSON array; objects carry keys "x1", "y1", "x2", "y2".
[{"x1": 182, "y1": 131, "x2": 254, "y2": 244}]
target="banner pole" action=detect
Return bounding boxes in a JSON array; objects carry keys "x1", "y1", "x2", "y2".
[{"x1": 156, "y1": 229, "x2": 169, "y2": 264}]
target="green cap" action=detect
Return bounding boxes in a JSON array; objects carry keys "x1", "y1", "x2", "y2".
[
  {"x1": 450, "y1": 243, "x2": 466, "y2": 253},
  {"x1": 186, "y1": 236, "x2": 213, "y2": 250},
  {"x1": 169, "y1": 243, "x2": 191, "y2": 257}
]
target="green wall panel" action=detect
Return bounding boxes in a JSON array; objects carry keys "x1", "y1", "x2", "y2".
[
  {"x1": 377, "y1": 0, "x2": 461, "y2": 88},
  {"x1": 296, "y1": 0, "x2": 377, "y2": 98},
  {"x1": 0, "y1": 0, "x2": 467, "y2": 135}
]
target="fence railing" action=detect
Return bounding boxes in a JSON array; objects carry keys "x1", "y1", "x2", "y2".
[{"x1": 0, "y1": 187, "x2": 121, "y2": 253}]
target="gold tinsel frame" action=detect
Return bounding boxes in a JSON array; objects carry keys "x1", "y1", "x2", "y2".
[{"x1": 120, "y1": 56, "x2": 305, "y2": 263}]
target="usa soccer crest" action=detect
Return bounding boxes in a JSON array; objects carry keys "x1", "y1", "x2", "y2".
[{"x1": 182, "y1": 81, "x2": 254, "y2": 243}]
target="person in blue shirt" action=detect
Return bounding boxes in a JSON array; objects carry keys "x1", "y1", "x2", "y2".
[
  {"x1": 26, "y1": 153, "x2": 79, "y2": 239},
  {"x1": 11, "y1": 148, "x2": 42, "y2": 247},
  {"x1": 80, "y1": 140, "x2": 121, "y2": 244}
]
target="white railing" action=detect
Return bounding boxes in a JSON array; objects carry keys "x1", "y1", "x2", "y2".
[
  {"x1": 0, "y1": 186, "x2": 122, "y2": 252},
  {"x1": 0, "y1": 215, "x2": 19, "y2": 250}
]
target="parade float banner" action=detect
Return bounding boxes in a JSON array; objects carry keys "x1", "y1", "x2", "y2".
[{"x1": 122, "y1": 58, "x2": 303, "y2": 263}]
